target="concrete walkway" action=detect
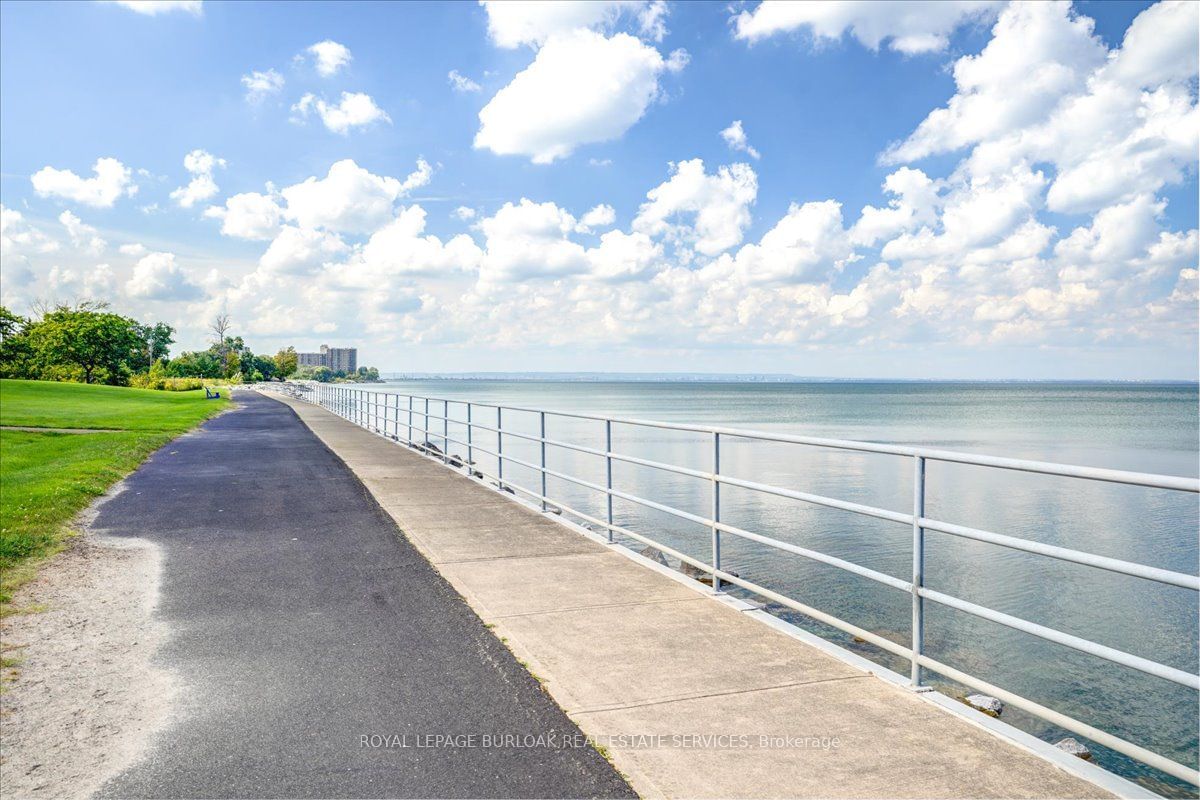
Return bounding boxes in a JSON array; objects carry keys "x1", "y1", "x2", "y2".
[
  {"x1": 269, "y1": 392, "x2": 1117, "y2": 800},
  {"x1": 94, "y1": 393, "x2": 632, "y2": 798}
]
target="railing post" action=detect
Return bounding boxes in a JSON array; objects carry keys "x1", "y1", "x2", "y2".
[
  {"x1": 466, "y1": 402, "x2": 473, "y2": 468},
  {"x1": 443, "y1": 399, "x2": 449, "y2": 464},
  {"x1": 712, "y1": 431, "x2": 722, "y2": 593},
  {"x1": 424, "y1": 397, "x2": 430, "y2": 450},
  {"x1": 539, "y1": 411, "x2": 547, "y2": 511},
  {"x1": 911, "y1": 454, "x2": 926, "y2": 688},
  {"x1": 407, "y1": 395, "x2": 413, "y2": 444},
  {"x1": 497, "y1": 407, "x2": 504, "y2": 490},
  {"x1": 604, "y1": 419, "x2": 613, "y2": 543}
]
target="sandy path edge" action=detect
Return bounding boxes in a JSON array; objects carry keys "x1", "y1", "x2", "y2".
[{"x1": 0, "y1": 481, "x2": 178, "y2": 799}]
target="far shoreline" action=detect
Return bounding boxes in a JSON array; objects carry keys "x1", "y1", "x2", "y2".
[{"x1": 375, "y1": 373, "x2": 1200, "y2": 386}]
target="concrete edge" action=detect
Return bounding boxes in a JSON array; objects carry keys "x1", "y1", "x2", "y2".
[{"x1": 263, "y1": 389, "x2": 1161, "y2": 800}]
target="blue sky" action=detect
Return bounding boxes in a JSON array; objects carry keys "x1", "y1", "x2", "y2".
[{"x1": 1, "y1": 0, "x2": 1197, "y2": 379}]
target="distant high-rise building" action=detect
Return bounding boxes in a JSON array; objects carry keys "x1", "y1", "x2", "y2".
[
  {"x1": 295, "y1": 344, "x2": 357, "y2": 373},
  {"x1": 322, "y1": 344, "x2": 357, "y2": 373}
]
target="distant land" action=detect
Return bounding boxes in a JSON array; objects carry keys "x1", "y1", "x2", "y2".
[{"x1": 379, "y1": 372, "x2": 1199, "y2": 385}]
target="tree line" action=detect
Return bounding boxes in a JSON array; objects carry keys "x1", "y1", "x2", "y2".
[{"x1": 0, "y1": 304, "x2": 377, "y2": 386}]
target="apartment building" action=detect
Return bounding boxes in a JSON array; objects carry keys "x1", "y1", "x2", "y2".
[{"x1": 296, "y1": 344, "x2": 357, "y2": 373}]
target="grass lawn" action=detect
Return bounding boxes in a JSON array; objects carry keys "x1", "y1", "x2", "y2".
[{"x1": 0, "y1": 379, "x2": 229, "y2": 607}]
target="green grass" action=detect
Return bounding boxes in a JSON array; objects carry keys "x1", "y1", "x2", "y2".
[
  {"x1": 0, "y1": 379, "x2": 229, "y2": 606},
  {"x1": 0, "y1": 379, "x2": 226, "y2": 432}
]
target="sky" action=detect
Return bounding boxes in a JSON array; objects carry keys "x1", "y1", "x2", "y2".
[{"x1": 0, "y1": 0, "x2": 1197, "y2": 379}]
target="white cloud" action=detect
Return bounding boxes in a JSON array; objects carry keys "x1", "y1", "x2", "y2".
[
  {"x1": 579, "y1": 203, "x2": 617, "y2": 231},
  {"x1": 882, "y1": 166, "x2": 1047, "y2": 262},
  {"x1": 633, "y1": 158, "x2": 758, "y2": 256},
  {"x1": 733, "y1": 0, "x2": 1000, "y2": 54},
  {"x1": 353, "y1": 205, "x2": 484, "y2": 279},
  {"x1": 885, "y1": 1, "x2": 1199, "y2": 216},
  {"x1": 84, "y1": 264, "x2": 115, "y2": 298},
  {"x1": 1054, "y1": 194, "x2": 1166, "y2": 280},
  {"x1": 31, "y1": 157, "x2": 136, "y2": 208},
  {"x1": 291, "y1": 92, "x2": 391, "y2": 134},
  {"x1": 126, "y1": 252, "x2": 204, "y2": 300},
  {"x1": 397, "y1": 159, "x2": 435, "y2": 195},
  {"x1": 259, "y1": 226, "x2": 348, "y2": 275},
  {"x1": 448, "y1": 70, "x2": 482, "y2": 93},
  {"x1": 46, "y1": 3, "x2": 1190, "y2": 373},
  {"x1": 1, "y1": 205, "x2": 60, "y2": 261},
  {"x1": 204, "y1": 190, "x2": 283, "y2": 240},
  {"x1": 170, "y1": 149, "x2": 225, "y2": 208},
  {"x1": 107, "y1": 1, "x2": 202, "y2": 16},
  {"x1": 720, "y1": 120, "x2": 761, "y2": 160},
  {"x1": 1034, "y1": 1, "x2": 1199, "y2": 214},
  {"x1": 1105, "y1": 0, "x2": 1199, "y2": 90},
  {"x1": 883, "y1": 3, "x2": 1106, "y2": 163},
  {"x1": 306, "y1": 40, "x2": 352, "y2": 77},
  {"x1": 480, "y1": 1, "x2": 667, "y2": 48},
  {"x1": 58, "y1": 210, "x2": 107, "y2": 255},
  {"x1": 587, "y1": 229, "x2": 661, "y2": 281},
  {"x1": 475, "y1": 30, "x2": 685, "y2": 163},
  {"x1": 478, "y1": 199, "x2": 589, "y2": 282},
  {"x1": 242, "y1": 69, "x2": 284, "y2": 103},
  {"x1": 723, "y1": 200, "x2": 854, "y2": 285},
  {"x1": 851, "y1": 167, "x2": 939, "y2": 246},
  {"x1": 119, "y1": 242, "x2": 147, "y2": 256},
  {"x1": 280, "y1": 159, "x2": 431, "y2": 234}
]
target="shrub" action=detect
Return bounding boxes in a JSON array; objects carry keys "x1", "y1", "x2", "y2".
[{"x1": 128, "y1": 375, "x2": 209, "y2": 391}]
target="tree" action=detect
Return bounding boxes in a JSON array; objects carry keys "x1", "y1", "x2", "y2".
[
  {"x1": 130, "y1": 321, "x2": 175, "y2": 374},
  {"x1": 0, "y1": 306, "x2": 34, "y2": 379},
  {"x1": 293, "y1": 364, "x2": 333, "y2": 382},
  {"x1": 251, "y1": 354, "x2": 278, "y2": 381},
  {"x1": 210, "y1": 314, "x2": 234, "y2": 373},
  {"x1": 26, "y1": 306, "x2": 145, "y2": 384},
  {"x1": 144, "y1": 322, "x2": 175, "y2": 362},
  {"x1": 274, "y1": 346, "x2": 297, "y2": 378},
  {"x1": 0, "y1": 306, "x2": 24, "y2": 341},
  {"x1": 224, "y1": 350, "x2": 241, "y2": 380},
  {"x1": 210, "y1": 313, "x2": 231, "y2": 343},
  {"x1": 164, "y1": 350, "x2": 222, "y2": 378}
]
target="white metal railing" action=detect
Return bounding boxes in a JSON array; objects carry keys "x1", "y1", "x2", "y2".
[{"x1": 297, "y1": 383, "x2": 1200, "y2": 787}]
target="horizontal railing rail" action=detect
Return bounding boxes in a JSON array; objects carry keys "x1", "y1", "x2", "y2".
[{"x1": 295, "y1": 383, "x2": 1200, "y2": 787}]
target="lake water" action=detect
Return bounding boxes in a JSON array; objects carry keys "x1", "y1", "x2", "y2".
[{"x1": 361, "y1": 380, "x2": 1198, "y2": 796}]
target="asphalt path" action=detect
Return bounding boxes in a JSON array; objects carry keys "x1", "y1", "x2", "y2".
[{"x1": 96, "y1": 392, "x2": 633, "y2": 799}]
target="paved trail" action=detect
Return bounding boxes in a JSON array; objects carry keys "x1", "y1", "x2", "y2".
[{"x1": 96, "y1": 392, "x2": 632, "y2": 799}]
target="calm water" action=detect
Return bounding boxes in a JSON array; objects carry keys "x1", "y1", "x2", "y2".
[{"x1": 366, "y1": 381, "x2": 1199, "y2": 796}]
